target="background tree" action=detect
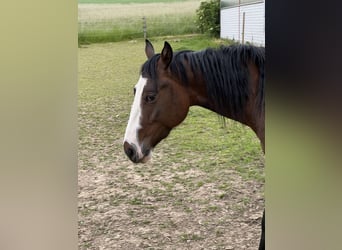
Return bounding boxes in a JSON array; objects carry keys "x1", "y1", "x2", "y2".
[{"x1": 196, "y1": 0, "x2": 220, "y2": 37}]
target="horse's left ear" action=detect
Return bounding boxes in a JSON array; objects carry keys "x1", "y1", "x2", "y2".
[
  {"x1": 145, "y1": 39, "x2": 155, "y2": 59},
  {"x1": 160, "y1": 41, "x2": 173, "y2": 69}
]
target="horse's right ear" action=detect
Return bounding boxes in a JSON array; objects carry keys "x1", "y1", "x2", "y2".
[{"x1": 145, "y1": 39, "x2": 155, "y2": 59}]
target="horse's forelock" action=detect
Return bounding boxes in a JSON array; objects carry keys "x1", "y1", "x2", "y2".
[{"x1": 141, "y1": 54, "x2": 160, "y2": 79}]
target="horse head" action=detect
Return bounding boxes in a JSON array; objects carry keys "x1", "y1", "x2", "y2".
[{"x1": 123, "y1": 40, "x2": 190, "y2": 163}]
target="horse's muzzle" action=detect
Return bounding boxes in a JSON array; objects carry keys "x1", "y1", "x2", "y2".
[
  {"x1": 124, "y1": 141, "x2": 139, "y2": 163},
  {"x1": 124, "y1": 141, "x2": 151, "y2": 163}
]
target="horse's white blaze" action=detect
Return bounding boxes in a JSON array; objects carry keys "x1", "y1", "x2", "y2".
[{"x1": 124, "y1": 75, "x2": 147, "y2": 159}]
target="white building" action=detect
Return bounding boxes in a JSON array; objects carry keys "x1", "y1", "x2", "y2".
[{"x1": 220, "y1": 0, "x2": 265, "y2": 46}]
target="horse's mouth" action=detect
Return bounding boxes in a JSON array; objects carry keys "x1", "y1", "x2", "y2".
[
  {"x1": 140, "y1": 154, "x2": 151, "y2": 163},
  {"x1": 139, "y1": 149, "x2": 152, "y2": 163}
]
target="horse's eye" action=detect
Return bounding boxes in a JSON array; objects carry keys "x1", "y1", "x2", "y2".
[
  {"x1": 133, "y1": 88, "x2": 136, "y2": 96},
  {"x1": 145, "y1": 94, "x2": 156, "y2": 103}
]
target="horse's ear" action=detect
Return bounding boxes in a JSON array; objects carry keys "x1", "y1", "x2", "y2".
[
  {"x1": 145, "y1": 39, "x2": 155, "y2": 59},
  {"x1": 161, "y1": 41, "x2": 173, "y2": 69}
]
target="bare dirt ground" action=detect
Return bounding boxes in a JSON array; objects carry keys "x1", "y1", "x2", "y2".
[
  {"x1": 79, "y1": 160, "x2": 264, "y2": 249},
  {"x1": 78, "y1": 41, "x2": 264, "y2": 249}
]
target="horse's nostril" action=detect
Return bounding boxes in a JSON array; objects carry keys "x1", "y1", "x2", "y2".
[
  {"x1": 124, "y1": 141, "x2": 138, "y2": 163},
  {"x1": 127, "y1": 147, "x2": 134, "y2": 158}
]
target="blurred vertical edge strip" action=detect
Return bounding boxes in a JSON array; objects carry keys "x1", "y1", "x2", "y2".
[
  {"x1": 266, "y1": 1, "x2": 342, "y2": 250},
  {"x1": 0, "y1": 1, "x2": 78, "y2": 250}
]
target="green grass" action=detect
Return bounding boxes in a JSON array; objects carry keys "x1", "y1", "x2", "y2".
[
  {"x1": 79, "y1": 0, "x2": 186, "y2": 3},
  {"x1": 79, "y1": 35, "x2": 262, "y2": 175},
  {"x1": 78, "y1": 35, "x2": 264, "y2": 178},
  {"x1": 79, "y1": 14, "x2": 198, "y2": 44},
  {"x1": 78, "y1": 1, "x2": 200, "y2": 44}
]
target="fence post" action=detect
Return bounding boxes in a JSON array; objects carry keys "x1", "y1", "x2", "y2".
[
  {"x1": 143, "y1": 16, "x2": 147, "y2": 39},
  {"x1": 238, "y1": 0, "x2": 241, "y2": 41},
  {"x1": 242, "y1": 12, "x2": 245, "y2": 44}
]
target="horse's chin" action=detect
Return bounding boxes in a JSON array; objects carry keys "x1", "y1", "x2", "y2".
[{"x1": 140, "y1": 150, "x2": 152, "y2": 163}]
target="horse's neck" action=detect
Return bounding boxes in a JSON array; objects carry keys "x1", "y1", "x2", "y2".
[
  {"x1": 185, "y1": 49, "x2": 265, "y2": 152},
  {"x1": 188, "y1": 79, "x2": 265, "y2": 152}
]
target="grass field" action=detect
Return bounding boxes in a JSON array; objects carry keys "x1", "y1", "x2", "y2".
[
  {"x1": 79, "y1": 0, "x2": 187, "y2": 3},
  {"x1": 78, "y1": 1, "x2": 200, "y2": 44},
  {"x1": 78, "y1": 36, "x2": 264, "y2": 249}
]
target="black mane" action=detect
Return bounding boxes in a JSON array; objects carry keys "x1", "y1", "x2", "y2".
[{"x1": 141, "y1": 44, "x2": 265, "y2": 119}]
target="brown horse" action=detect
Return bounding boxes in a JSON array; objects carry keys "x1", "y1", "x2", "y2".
[{"x1": 123, "y1": 40, "x2": 265, "y2": 249}]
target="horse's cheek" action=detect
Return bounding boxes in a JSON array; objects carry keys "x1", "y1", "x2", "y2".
[
  {"x1": 172, "y1": 100, "x2": 189, "y2": 126},
  {"x1": 149, "y1": 109, "x2": 160, "y2": 123}
]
